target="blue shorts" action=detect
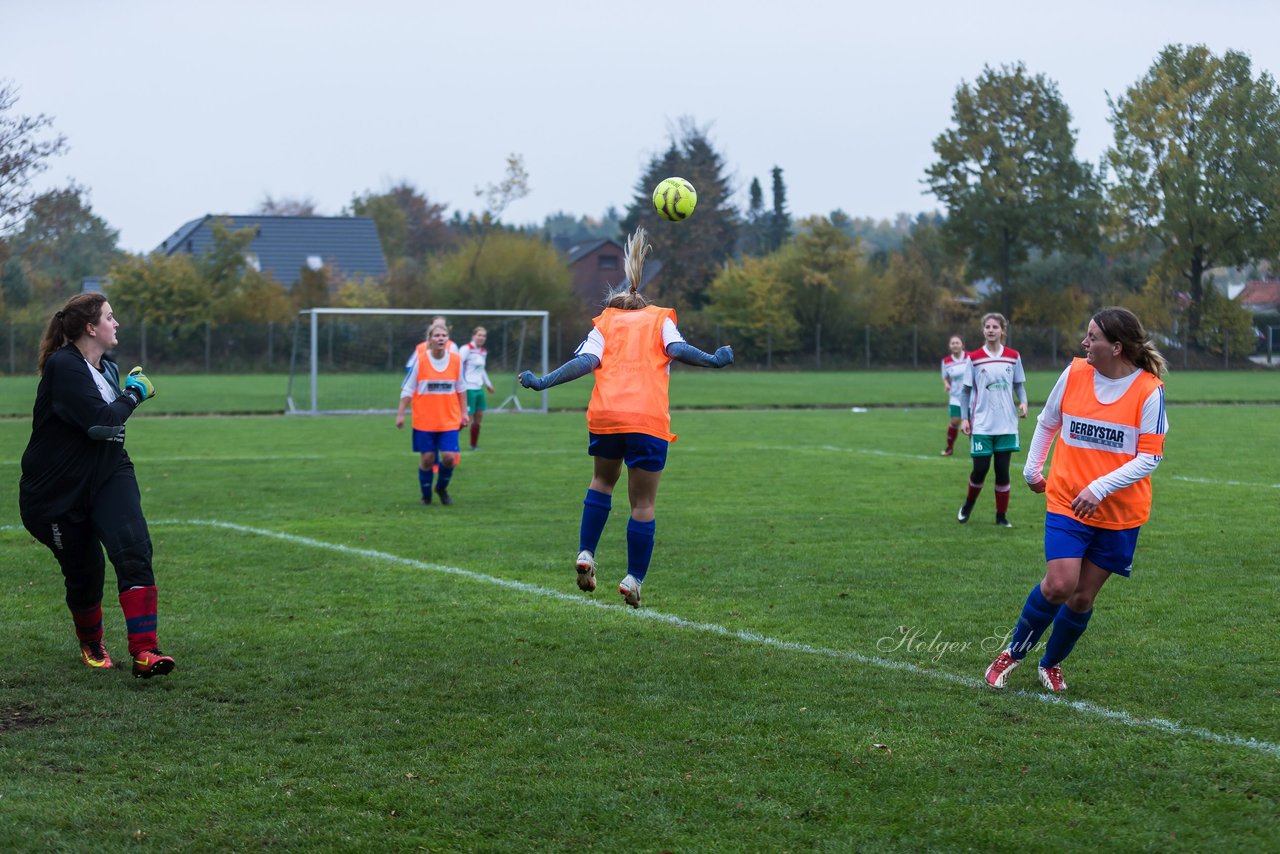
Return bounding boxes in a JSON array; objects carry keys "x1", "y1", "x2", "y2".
[
  {"x1": 588, "y1": 432, "x2": 668, "y2": 472},
  {"x1": 1044, "y1": 512, "x2": 1141, "y2": 577},
  {"x1": 412, "y1": 429, "x2": 461, "y2": 457}
]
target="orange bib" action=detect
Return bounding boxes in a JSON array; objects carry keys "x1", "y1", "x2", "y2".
[
  {"x1": 410, "y1": 343, "x2": 462, "y2": 432},
  {"x1": 1046, "y1": 358, "x2": 1164, "y2": 529},
  {"x1": 586, "y1": 305, "x2": 677, "y2": 442}
]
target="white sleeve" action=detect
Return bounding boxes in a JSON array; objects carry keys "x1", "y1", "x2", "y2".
[
  {"x1": 1023, "y1": 367, "x2": 1069, "y2": 483},
  {"x1": 962, "y1": 359, "x2": 975, "y2": 389},
  {"x1": 662, "y1": 318, "x2": 686, "y2": 349},
  {"x1": 575, "y1": 327, "x2": 605, "y2": 360},
  {"x1": 1089, "y1": 387, "x2": 1169, "y2": 499},
  {"x1": 400, "y1": 354, "x2": 417, "y2": 399}
]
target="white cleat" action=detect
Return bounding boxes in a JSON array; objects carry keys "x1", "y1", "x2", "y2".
[
  {"x1": 575, "y1": 550, "x2": 597, "y2": 593},
  {"x1": 1038, "y1": 664, "x2": 1067, "y2": 693},
  {"x1": 618, "y1": 574, "x2": 642, "y2": 608}
]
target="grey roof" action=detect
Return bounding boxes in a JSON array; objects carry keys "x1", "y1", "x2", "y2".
[{"x1": 156, "y1": 215, "x2": 387, "y2": 286}]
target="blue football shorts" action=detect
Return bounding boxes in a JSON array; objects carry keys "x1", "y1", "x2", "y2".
[
  {"x1": 412, "y1": 429, "x2": 461, "y2": 457},
  {"x1": 1044, "y1": 511, "x2": 1141, "y2": 577},
  {"x1": 587, "y1": 432, "x2": 668, "y2": 472}
]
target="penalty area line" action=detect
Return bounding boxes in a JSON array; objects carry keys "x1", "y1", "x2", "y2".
[{"x1": 97, "y1": 518, "x2": 1278, "y2": 762}]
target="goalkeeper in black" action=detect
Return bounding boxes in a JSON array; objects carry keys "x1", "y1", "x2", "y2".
[{"x1": 18, "y1": 294, "x2": 175, "y2": 679}]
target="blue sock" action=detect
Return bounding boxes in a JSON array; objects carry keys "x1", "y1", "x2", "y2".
[
  {"x1": 579, "y1": 489, "x2": 611, "y2": 554},
  {"x1": 436, "y1": 461, "x2": 454, "y2": 489},
  {"x1": 1041, "y1": 606, "x2": 1093, "y2": 668},
  {"x1": 418, "y1": 467, "x2": 433, "y2": 498},
  {"x1": 1008, "y1": 584, "x2": 1059, "y2": 660},
  {"x1": 626, "y1": 517, "x2": 656, "y2": 582}
]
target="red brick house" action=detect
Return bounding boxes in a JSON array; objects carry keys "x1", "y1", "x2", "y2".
[{"x1": 558, "y1": 237, "x2": 662, "y2": 306}]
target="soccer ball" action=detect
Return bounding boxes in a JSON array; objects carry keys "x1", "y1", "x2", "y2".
[{"x1": 652, "y1": 177, "x2": 697, "y2": 221}]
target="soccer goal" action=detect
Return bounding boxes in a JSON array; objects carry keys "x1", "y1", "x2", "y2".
[{"x1": 285, "y1": 308, "x2": 550, "y2": 415}]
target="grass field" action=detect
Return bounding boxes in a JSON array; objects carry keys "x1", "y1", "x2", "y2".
[{"x1": 1, "y1": 373, "x2": 1278, "y2": 851}]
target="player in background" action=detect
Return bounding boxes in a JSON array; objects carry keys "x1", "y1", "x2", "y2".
[
  {"x1": 19, "y1": 294, "x2": 174, "y2": 679},
  {"x1": 518, "y1": 228, "x2": 734, "y2": 608},
  {"x1": 958, "y1": 313, "x2": 1028, "y2": 527},
  {"x1": 396, "y1": 322, "x2": 470, "y2": 505},
  {"x1": 940, "y1": 334, "x2": 969, "y2": 456},
  {"x1": 458, "y1": 326, "x2": 496, "y2": 451},
  {"x1": 984, "y1": 308, "x2": 1168, "y2": 692}
]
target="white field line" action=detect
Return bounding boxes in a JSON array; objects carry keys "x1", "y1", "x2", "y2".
[
  {"x1": 1171, "y1": 475, "x2": 1280, "y2": 489},
  {"x1": 9, "y1": 517, "x2": 1266, "y2": 760}
]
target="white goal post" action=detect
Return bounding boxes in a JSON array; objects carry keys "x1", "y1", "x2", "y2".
[{"x1": 286, "y1": 307, "x2": 550, "y2": 415}]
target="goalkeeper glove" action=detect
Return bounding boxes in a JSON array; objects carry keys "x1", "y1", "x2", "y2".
[{"x1": 124, "y1": 366, "x2": 156, "y2": 405}]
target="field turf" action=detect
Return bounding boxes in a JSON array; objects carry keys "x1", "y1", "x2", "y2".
[{"x1": 0, "y1": 372, "x2": 1276, "y2": 850}]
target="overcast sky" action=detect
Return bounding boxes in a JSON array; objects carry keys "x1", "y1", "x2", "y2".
[{"x1": 8, "y1": 0, "x2": 1279, "y2": 253}]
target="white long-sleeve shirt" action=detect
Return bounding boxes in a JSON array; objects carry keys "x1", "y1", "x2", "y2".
[{"x1": 1024, "y1": 364, "x2": 1168, "y2": 500}]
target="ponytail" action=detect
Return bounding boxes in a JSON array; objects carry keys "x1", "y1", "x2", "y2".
[
  {"x1": 605, "y1": 228, "x2": 652, "y2": 310},
  {"x1": 37, "y1": 293, "x2": 106, "y2": 374}
]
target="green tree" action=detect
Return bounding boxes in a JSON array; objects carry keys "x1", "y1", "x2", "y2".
[
  {"x1": 739, "y1": 176, "x2": 766, "y2": 257},
  {"x1": 926, "y1": 62, "x2": 1100, "y2": 318},
  {"x1": 621, "y1": 119, "x2": 739, "y2": 311},
  {"x1": 0, "y1": 80, "x2": 68, "y2": 232},
  {"x1": 765, "y1": 166, "x2": 792, "y2": 252},
  {"x1": 705, "y1": 254, "x2": 798, "y2": 360},
  {"x1": 778, "y1": 216, "x2": 865, "y2": 365},
  {"x1": 256, "y1": 194, "x2": 318, "y2": 216},
  {"x1": 1106, "y1": 44, "x2": 1280, "y2": 342},
  {"x1": 434, "y1": 231, "x2": 572, "y2": 317},
  {"x1": 4, "y1": 186, "x2": 122, "y2": 308}
]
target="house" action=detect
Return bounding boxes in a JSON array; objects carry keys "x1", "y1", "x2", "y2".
[
  {"x1": 555, "y1": 236, "x2": 662, "y2": 305},
  {"x1": 1237, "y1": 279, "x2": 1280, "y2": 313},
  {"x1": 157, "y1": 215, "x2": 387, "y2": 286}
]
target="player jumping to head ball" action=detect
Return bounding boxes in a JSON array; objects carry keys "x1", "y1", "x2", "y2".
[
  {"x1": 519, "y1": 228, "x2": 733, "y2": 608},
  {"x1": 984, "y1": 307, "x2": 1168, "y2": 693}
]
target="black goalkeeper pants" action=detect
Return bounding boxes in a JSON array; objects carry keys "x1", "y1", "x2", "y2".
[{"x1": 23, "y1": 467, "x2": 155, "y2": 610}]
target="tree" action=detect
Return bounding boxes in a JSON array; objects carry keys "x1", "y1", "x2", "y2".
[
  {"x1": 778, "y1": 216, "x2": 865, "y2": 365},
  {"x1": 705, "y1": 254, "x2": 799, "y2": 360},
  {"x1": 5, "y1": 185, "x2": 122, "y2": 308},
  {"x1": 1106, "y1": 44, "x2": 1280, "y2": 342},
  {"x1": 926, "y1": 62, "x2": 1100, "y2": 318},
  {"x1": 465, "y1": 153, "x2": 530, "y2": 286},
  {"x1": 433, "y1": 230, "x2": 573, "y2": 327},
  {"x1": 739, "y1": 176, "x2": 767, "y2": 257},
  {"x1": 0, "y1": 80, "x2": 68, "y2": 233},
  {"x1": 256, "y1": 194, "x2": 318, "y2": 216},
  {"x1": 349, "y1": 182, "x2": 455, "y2": 262},
  {"x1": 621, "y1": 119, "x2": 739, "y2": 311},
  {"x1": 765, "y1": 166, "x2": 792, "y2": 252}
]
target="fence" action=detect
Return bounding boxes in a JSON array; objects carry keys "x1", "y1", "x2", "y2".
[{"x1": 3, "y1": 319, "x2": 1274, "y2": 376}]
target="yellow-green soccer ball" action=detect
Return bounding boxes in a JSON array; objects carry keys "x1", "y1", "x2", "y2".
[{"x1": 652, "y1": 177, "x2": 697, "y2": 221}]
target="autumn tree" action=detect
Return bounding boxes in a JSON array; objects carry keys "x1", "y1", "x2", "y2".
[
  {"x1": 705, "y1": 255, "x2": 799, "y2": 360},
  {"x1": 1106, "y1": 44, "x2": 1280, "y2": 342},
  {"x1": 349, "y1": 181, "x2": 455, "y2": 262},
  {"x1": 621, "y1": 119, "x2": 738, "y2": 311},
  {"x1": 4, "y1": 186, "x2": 122, "y2": 309},
  {"x1": 926, "y1": 62, "x2": 1100, "y2": 318}
]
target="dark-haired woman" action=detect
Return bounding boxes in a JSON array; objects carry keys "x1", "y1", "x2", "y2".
[
  {"x1": 984, "y1": 307, "x2": 1168, "y2": 693},
  {"x1": 19, "y1": 294, "x2": 174, "y2": 679},
  {"x1": 519, "y1": 229, "x2": 734, "y2": 608}
]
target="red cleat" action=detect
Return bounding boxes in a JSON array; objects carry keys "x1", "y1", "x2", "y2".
[
  {"x1": 132, "y1": 649, "x2": 175, "y2": 679},
  {"x1": 984, "y1": 650, "x2": 1021, "y2": 689},
  {"x1": 80, "y1": 640, "x2": 113, "y2": 669},
  {"x1": 1038, "y1": 664, "x2": 1068, "y2": 693}
]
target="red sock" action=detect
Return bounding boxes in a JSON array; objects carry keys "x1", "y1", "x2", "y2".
[
  {"x1": 119, "y1": 586, "x2": 159, "y2": 656},
  {"x1": 967, "y1": 481, "x2": 984, "y2": 503},
  {"x1": 70, "y1": 602, "x2": 104, "y2": 643},
  {"x1": 995, "y1": 484, "x2": 1011, "y2": 514},
  {"x1": 470, "y1": 421, "x2": 480, "y2": 448},
  {"x1": 945, "y1": 425, "x2": 958, "y2": 450}
]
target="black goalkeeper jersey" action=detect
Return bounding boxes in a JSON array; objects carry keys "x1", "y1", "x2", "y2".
[{"x1": 19, "y1": 345, "x2": 139, "y2": 522}]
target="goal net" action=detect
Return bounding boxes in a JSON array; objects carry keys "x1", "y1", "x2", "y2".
[{"x1": 286, "y1": 308, "x2": 550, "y2": 415}]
